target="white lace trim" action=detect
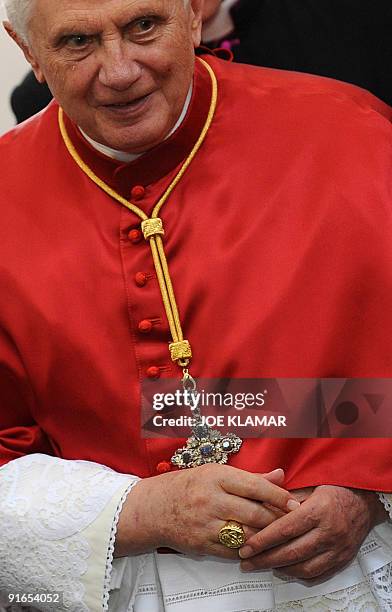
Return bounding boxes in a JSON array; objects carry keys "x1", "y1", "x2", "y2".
[
  {"x1": 132, "y1": 560, "x2": 392, "y2": 611},
  {"x1": 126, "y1": 525, "x2": 392, "y2": 612},
  {"x1": 275, "y1": 562, "x2": 392, "y2": 610},
  {"x1": 0, "y1": 454, "x2": 134, "y2": 611},
  {"x1": 103, "y1": 480, "x2": 140, "y2": 612},
  {"x1": 379, "y1": 494, "x2": 392, "y2": 521},
  {"x1": 128, "y1": 556, "x2": 149, "y2": 612}
]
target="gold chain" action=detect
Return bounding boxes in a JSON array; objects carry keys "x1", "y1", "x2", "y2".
[{"x1": 58, "y1": 57, "x2": 218, "y2": 373}]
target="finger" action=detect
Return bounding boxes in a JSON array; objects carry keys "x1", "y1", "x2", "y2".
[
  {"x1": 220, "y1": 468, "x2": 300, "y2": 513},
  {"x1": 272, "y1": 551, "x2": 342, "y2": 581},
  {"x1": 207, "y1": 544, "x2": 240, "y2": 560},
  {"x1": 208, "y1": 544, "x2": 241, "y2": 560},
  {"x1": 223, "y1": 494, "x2": 283, "y2": 529},
  {"x1": 207, "y1": 522, "x2": 259, "y2": 560},
  {"x1": 239, "y1": 502, "x2": 317, "y2": 559},
  {"x1": 240, "y1": 529, "x2": 325, "y2": 571},
  {"x1": 262, "y1": 503, "x2": 285, "y2": 519},
  {"x1": 261, "y1": 468, "x2": 285, "y2": 485},
  {"x1": 290, "y1": 487, "x2": 314, "y2": 503}
]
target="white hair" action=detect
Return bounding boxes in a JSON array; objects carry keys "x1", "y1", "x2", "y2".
[
  {"x1": 3, "y1": 0, "x2": 34, "y2": 41},
  {"x1": 4, "y1": 0, "x2": 191, "y2": 42}
]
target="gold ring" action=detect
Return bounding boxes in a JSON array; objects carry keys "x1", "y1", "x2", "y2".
[{"x1": 218, "y1": 520, "x2": 246, "y2": 549}]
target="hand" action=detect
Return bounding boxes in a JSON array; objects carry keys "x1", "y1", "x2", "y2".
[
  {"x1": 259, "y1": 486, "x2": 314, "y2": 523},
  {"x1": 115, "y1": 464, "x2": 300, "y2": 559},
  {"x1": 239, "y1": 485, "x2": 388, "y2": 580}
]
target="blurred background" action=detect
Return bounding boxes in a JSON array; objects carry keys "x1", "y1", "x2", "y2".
[{"x1": 0, "y1": 5, "x2": 29, "y2": 135}]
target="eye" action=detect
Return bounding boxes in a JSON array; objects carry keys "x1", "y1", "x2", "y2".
[
  {"x1": 136, "y1": 19, "x2": 155, "y2": 32},
  {"x1": 65, "y1": 34, "x2": 92, "y2": 49},
  {"x1": 130, "y1": 16, "x2": 161, "y2": 38}
]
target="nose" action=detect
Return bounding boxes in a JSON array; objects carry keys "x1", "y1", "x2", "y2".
[{"x1": 98, "y1": 40, "x2": 142, "y2": 91}]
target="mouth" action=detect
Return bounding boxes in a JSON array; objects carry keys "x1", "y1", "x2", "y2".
[{"x1": 102, "y1": 93, "x2": 152, "y2": 113}]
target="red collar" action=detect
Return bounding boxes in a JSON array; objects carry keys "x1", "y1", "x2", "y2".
[{"x1": 61, "y1": 57, "x2": 214, "y2": 201}]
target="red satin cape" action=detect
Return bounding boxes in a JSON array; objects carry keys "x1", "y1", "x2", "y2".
[{"x1": 1, "y1": 56, "x2": 392, "y2": 490}]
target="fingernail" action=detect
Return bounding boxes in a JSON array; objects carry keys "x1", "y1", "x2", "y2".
[
  {"x1": 269, "y1": 468, "x2": 284, "y2": 477},
  {"x1": 239, "y1": 546, "x2": 253, "y2": 559},
  {"x1": 287, "y1": 499, "x2": 301, "y2": 511}
]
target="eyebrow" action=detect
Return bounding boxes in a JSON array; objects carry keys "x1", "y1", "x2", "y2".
[
  {"x1": 49, "y1": 4, "x2": 166, "y2": 44},
  {"x1": 50, "y1": 17, "x2": 97, "y2": 44}
]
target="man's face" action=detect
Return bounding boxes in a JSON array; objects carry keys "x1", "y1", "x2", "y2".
[{"x1": 18, "y1": 0, "x2": 202, "y2": 152}]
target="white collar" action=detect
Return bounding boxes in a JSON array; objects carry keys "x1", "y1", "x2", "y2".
[{"x1": 79, "y1": 83, "x2": 193, "y2": 163}]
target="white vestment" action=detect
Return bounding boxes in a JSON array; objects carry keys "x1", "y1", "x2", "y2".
[{"x1": 0, "y1": 455, "x2": 391, "y2": 612}]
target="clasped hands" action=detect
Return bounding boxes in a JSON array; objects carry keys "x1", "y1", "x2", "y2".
[
  {"x1": 116, "y1": 464, "x2": 387, "y2": 581},
  {"x1": 239, "y1": 477, "x2": 387, "y2": 580}
]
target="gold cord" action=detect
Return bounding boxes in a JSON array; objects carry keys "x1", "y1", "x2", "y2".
[{"x1": 58, "y1": 57, "x2": 218, "y2": 371}]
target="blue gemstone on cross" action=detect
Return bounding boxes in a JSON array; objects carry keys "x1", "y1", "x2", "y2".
[{"x1": 200, "y1": 444, "x2": 214, "y2": 457}]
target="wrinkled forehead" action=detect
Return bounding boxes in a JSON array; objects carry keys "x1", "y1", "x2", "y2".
[
  {"x1": 31, "y1": 0, "x2": 188, "y2": 17},
  {"x1": 28, "y1": 0, "x2": 191, "y2": 48},
  {"x1": 31, "y1": 0, "x2": 190, "y2": 22}
]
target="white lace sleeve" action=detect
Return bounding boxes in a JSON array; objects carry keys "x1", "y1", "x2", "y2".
[
  {"x1": 379, "y1": 493, "x2": 392, "y2": 520},
  {"x1": 0, "y1": 454, "x2": 140, "y2": 612}
]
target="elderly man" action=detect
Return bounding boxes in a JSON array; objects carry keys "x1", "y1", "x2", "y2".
[{"x1": 0, "y1": 0, "x2": 392, "y2": 611}]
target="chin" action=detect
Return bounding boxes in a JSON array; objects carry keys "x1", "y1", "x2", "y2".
[
  {"x1": 105, "y1": 126, "x2": 171, "y2": 154},
  {"x1": 89, "y1": 101, "x2": 176, "y2": 153}
]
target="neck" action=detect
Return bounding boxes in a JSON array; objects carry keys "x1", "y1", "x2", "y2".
[{"x1": 79, "y1": 83, "x2": 193, "y2": 163}]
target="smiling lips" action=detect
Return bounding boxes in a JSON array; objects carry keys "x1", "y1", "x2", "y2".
[
  {"x1": 103, "y1": 93, "x2": 150, "y2": 109},
  {"x1": 98, "y1": 92, "x2": 153, "y2": 122}
]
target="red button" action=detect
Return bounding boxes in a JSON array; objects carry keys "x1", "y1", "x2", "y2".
[
  {"x1": 146, "y1": 366, "x2": 160, "y2": 379},
  {"x1": 138, "y1": 319, "x2": 153, "y2": 333},
  {"x1": 156, "y1": 461, "x2": 172, "y2": 474},
  {"x1": 131, "y1": 185, "x2": 145, "y2": 201},
  {"x1": 135, "y1": 272, "x2": 148, "y2": 287},
  {"x1": 128, "y1": 229, "x2": 142, "y2": 244}
]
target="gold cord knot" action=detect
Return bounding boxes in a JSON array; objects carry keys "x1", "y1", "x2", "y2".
[
  {"x1": 169, "y1": 340, "x2": 192, "y2": 363},
  {"x1": 58, "y1": 57, "x2": 218, "y2": 378},
  {"x1": 142, "y1": 218, "x2": 165, "y2": 241}
]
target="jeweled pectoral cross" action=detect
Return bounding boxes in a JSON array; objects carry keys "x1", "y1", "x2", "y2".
[{"x1": 171, "y1": 372, "x2": 242, "y2": 469}]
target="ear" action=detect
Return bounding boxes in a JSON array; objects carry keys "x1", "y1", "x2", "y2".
[
  {"x1": 3, "y1": 21, "x2": 46, "y2": 83},
  {"x1": 202, "y1": 0, "x2": 222, "y2": 23},
  {"x1": 189, "y1": 0, "x2": 203, "y2": 48}
]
